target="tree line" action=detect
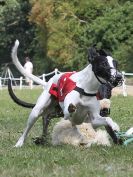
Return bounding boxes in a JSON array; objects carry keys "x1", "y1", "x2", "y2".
[{"x1": 0, "y1": 0, "x2": 133, "y2": 75}]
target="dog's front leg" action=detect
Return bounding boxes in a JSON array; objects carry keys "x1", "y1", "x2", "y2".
[
  {"x1": 105, "y1": 125, "x2": 122, "y2": 144},
  {"x1": 90, "y1": 114, "x2": 122, "y2": 144}
]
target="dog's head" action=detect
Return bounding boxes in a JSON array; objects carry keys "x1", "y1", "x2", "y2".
[{"x1": 88, "y1": 46, "x2": 123, "y2": 87}]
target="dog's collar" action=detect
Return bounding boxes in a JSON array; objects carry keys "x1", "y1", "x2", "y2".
[
  {"x1": 94, "y1": 73, "x2": 106, "y2": 84},
  {"x1": 74, "y1": 86, "x2": 96, "y2": 96}
]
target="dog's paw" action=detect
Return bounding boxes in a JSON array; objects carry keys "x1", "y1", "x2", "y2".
[
  {"x1": 14, "y1": 138, "x2": 24, "y2": 148},
  {"x1": 125, "y1": 127, "x2": 133, "y2": 136},
  {"x1": 14, "y1": 142, "x2": 23, "y2": 148},
  {"x1": 32, "y1": 136, "x2": 47, "y2": 145}
]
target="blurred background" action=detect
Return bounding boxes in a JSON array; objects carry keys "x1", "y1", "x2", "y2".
[{"x1": 0, "y1": 0, "x2": 133, "y2": 78}]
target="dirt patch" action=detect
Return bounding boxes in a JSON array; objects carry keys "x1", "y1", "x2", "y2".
[{"x1": 112, "y1": 85, "x2": 133, "y2": 96}]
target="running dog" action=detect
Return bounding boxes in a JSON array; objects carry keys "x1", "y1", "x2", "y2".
[
  {"x1": 8, "y1": 79, "x2": 112, "y2": 145},
  {"x1": 11, "y1": 40, "x2": 123, "y2": 147}
]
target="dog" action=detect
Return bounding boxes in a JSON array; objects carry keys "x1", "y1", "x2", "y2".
[
  {"x1": 8, "y1": 78, "x2": 112, "y2": 144},
  {"x1": 11, "y1": 40, "x2": 123, "y2": 147},
  {"x1": 8, "y1": 79, "x2": 112, "y2": 146},
  {"x1": 8, "y1": 81, "x2": 112, "y2": 147},
  {"x1": 52, "y1": 119, "x2": 111, "y2": 147}
]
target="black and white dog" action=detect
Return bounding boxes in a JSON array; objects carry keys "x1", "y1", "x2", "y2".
[
  {"x1": 11, "y1": 40, "x2": 123, "y2": 147},
  {"x1": 8, "y1": 79, "x2": 112, "y2": 145}
]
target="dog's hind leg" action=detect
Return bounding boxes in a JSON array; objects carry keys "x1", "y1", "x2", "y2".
[
  {"x1": 33, "y1": 99, "x2": 63, "y2": 145},
  {"x1": 14, "y1": 91, "x2": 52, "y2": 147},
  {"x1": 42, "y1": 114, "x2": 51, "y2": 138},
  {"x1": 32, "y1": 113, "x2": 51, "y2": 145}
]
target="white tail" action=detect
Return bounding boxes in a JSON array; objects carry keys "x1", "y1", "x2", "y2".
[{"x1": 11, "y1": 40, "x2": 46, "y2": 86}]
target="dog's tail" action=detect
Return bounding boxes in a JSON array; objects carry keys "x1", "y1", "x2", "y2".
[
  {"x1": 8, "y1": 79, "x2": 35, "y2": 108},
  {"x1": 11, "y1": 40, "x2": 46, "y2": 86}
]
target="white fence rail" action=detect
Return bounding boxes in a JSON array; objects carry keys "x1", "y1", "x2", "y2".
[
  {"x1": 0, "y1": 68, "x2": 61, "y2": 90},
  {"x1": 0, "y1": 69, "x2": 132, "y2": 97}
]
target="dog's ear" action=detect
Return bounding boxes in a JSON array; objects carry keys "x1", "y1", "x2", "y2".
[
  {"x1": 97, "y1": 49, "x2": 108, "y2": 57},
  {"x1": 88, "y1": 45, "x2": 98, "y2": 63}
]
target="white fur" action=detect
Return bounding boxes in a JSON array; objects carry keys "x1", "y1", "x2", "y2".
[
  {"x1": 125, "y1": 127, "x2": 133, "y2": 136},
  {"x1": 12, "y1": 40, "x2": 120, "y2": 147},
  {"x1": 52, "y1": 119, "x2": 111, "y2": 147},
  {"x1": 100, "y1": 99, "x2": 111, "y2": 109},
  {"x1": 107, "y1": 56, "x2": 116, "y2": 76}
]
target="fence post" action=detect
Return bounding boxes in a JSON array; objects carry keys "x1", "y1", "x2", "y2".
[
  {"x1": 0, "y1": 77, "x2": 2, "y2": 90},
  {"x1": 30, "y1": 80, "x2": 33, "y2": 89},
  {"x1": 42, "y1": 74, "x2": 46, "y2": 89},
  {"x1": 122, "y1": 71, "x2": 127, "y2": 97},
  {"x1": 20, "y1": 77, "x2": 23, "y2": 90},
  {"x1": 54, "y1": 68, "x2": 58, "y2": 75}
]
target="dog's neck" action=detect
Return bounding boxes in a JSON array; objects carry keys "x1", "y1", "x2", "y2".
[{"x1": 71, "y1": 64, "x2": 101, "y2": 93}]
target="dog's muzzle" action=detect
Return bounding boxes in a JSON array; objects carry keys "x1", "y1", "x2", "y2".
[{"x1": 110, "y1": 72, "x2": 123, "y2": 87}]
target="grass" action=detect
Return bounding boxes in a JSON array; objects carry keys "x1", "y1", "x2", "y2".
[{"x1": 0, "y1": 89, "x2": 133, "y2": 177}]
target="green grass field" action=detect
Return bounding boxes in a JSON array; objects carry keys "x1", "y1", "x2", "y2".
[{"x1": 0, "y1": 89, "x2": 133, "y2": 177}]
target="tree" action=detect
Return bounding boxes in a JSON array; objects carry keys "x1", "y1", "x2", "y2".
[
  {"x1": 29, "y1": 0, "x2": 84, "y2": 72},
  {"x1": 1, "y1": 0, "x2": 132, "y2": 75},
  {"x1": 30, "y1": 0, "x2": 133, "y2": 72},
  {"x1": 0, "y1": 0, "x2": 35, "y2": 75},
  {"x1": 82, "y1": 1, "x2": 133, "y2": 71}
]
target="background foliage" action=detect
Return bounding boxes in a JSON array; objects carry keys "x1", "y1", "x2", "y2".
[{"x1": 0, "y1": 0, "x2": 132, "y2": 74}]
